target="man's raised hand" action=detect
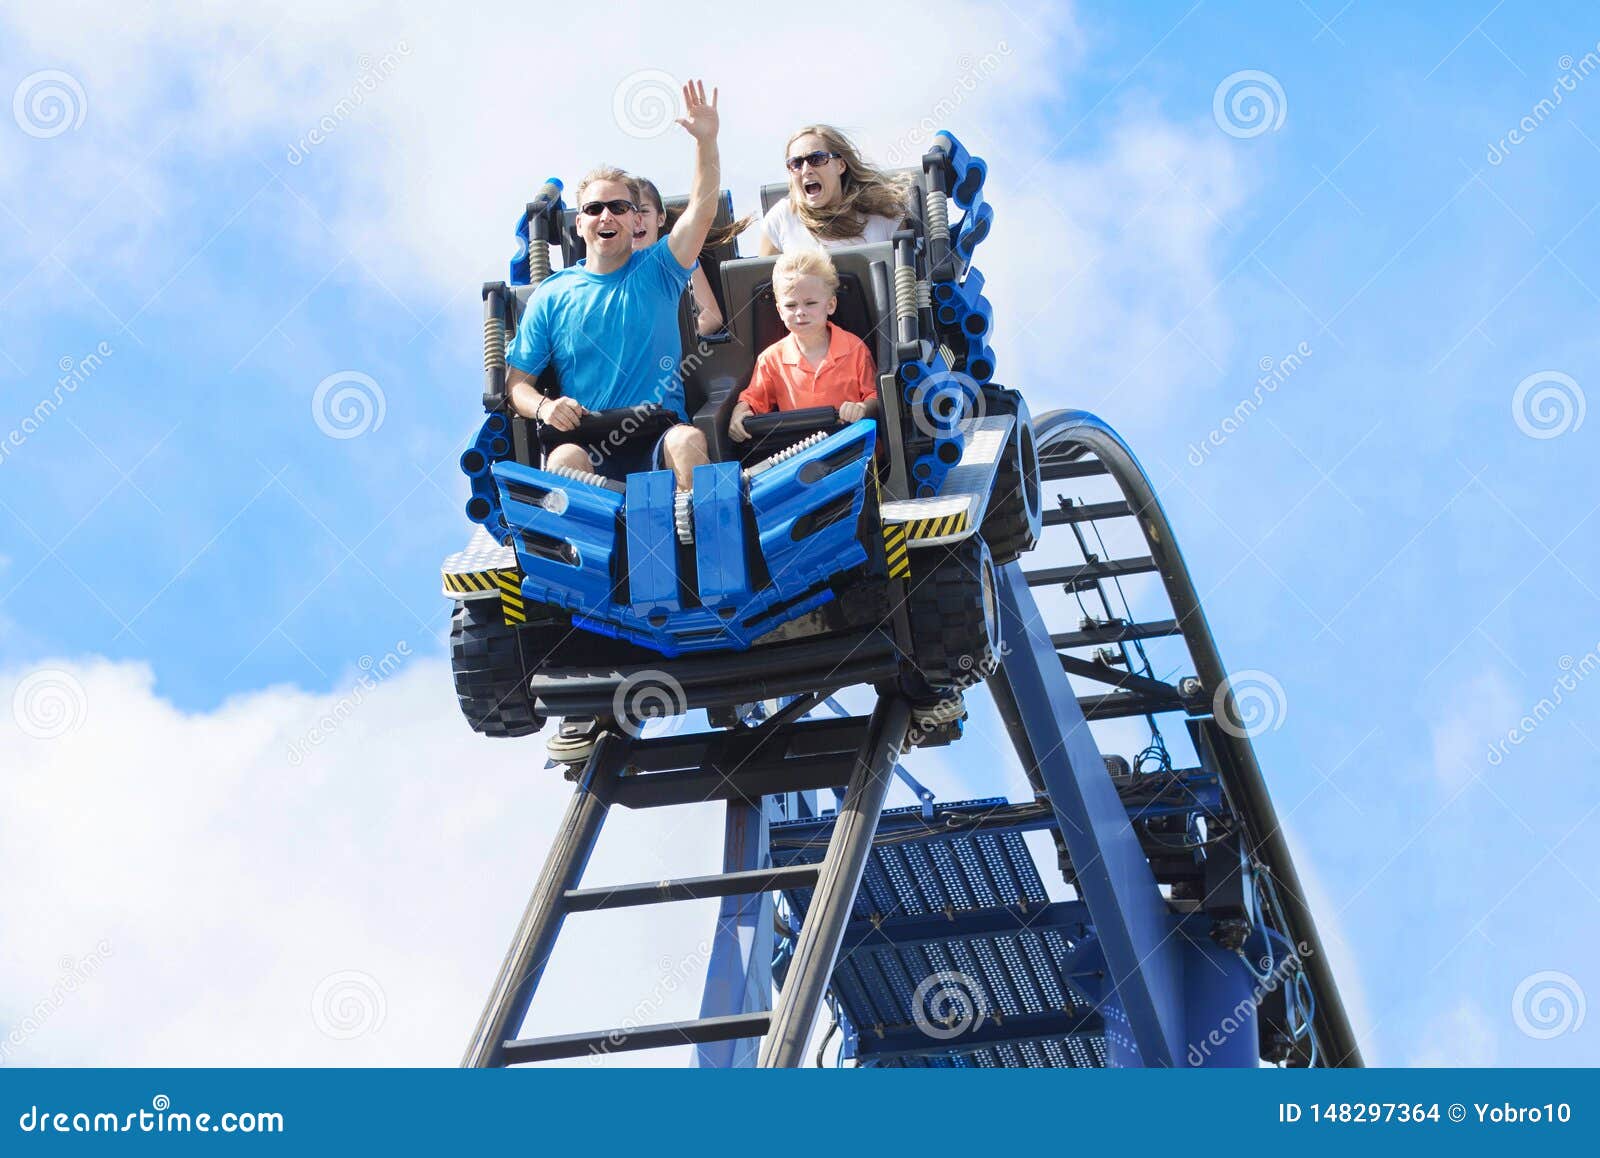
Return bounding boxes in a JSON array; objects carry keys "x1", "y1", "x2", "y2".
[{"x1": 675, "y1": 79, "x2": 719, "y2": 142}]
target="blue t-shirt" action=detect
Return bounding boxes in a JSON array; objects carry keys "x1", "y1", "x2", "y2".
[{"x1": 506, "y1": 239, "x2": 695, "y2": 420}]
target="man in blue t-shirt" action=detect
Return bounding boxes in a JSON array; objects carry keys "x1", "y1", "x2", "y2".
[{"x1": 506, "y1": 79, "x2": 721, "y2": 492}]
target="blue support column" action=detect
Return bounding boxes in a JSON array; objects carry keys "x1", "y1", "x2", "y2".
[
  {"x1": 990, "y1": 565, "x2": 1189, "y2": 1067},
  {"x1": 1180, "y1": 935, "x2": 1260, "y2": 1067},
  {"x1": 693, "y1": 799, "x2": 775, "y2": 1068}
]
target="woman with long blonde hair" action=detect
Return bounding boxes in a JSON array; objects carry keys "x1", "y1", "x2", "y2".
[{"x1": 758, "y1": 125, "x2": 909, "y2": 254}]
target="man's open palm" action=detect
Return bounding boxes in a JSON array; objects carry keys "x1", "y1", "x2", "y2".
[{"x1": 675, "y1": 79, "x2": 718, "y2": 141}]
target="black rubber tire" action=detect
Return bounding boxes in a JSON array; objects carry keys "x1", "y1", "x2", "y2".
[
  {"x1": 980, "y1": 386, "x2": 1042, "y2": 565},
  {"x1": 450, "y1": 599, "x2": 544, "y2": 738},
  {"x1": 906, "y1": 535, "x2": 1002, "y2": 686}
]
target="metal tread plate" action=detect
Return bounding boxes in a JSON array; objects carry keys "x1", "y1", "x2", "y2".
[
  {"x1": 441, "y1": 526, "x2": 518, "y2": 600},
  {"x1": 771, "y1": 797, "x2": 1107, "y2": 1068},
  {"x1": 880, "y1": 414, "x2": 1014, "y2": 545}
]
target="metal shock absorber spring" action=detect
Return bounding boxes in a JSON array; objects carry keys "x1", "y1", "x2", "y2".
[
  {"x1": 925, "y1": 188, "x2": 950, "y2": 245},
  {"x1": 547, "y1": 463, "x2": 615, "y2": 489},
  {"x1": 894, "y1": 264, "x2": 918, "y2": 325},
  {"x1": 742, "y1": 430, "x2": 830, "y2": 481},
  {"x1": 483, "y1": 314, "x2": 506, "y2": 372},
  {"x1": 528, "y1": 238, "x2": 552, "y2": 284}
]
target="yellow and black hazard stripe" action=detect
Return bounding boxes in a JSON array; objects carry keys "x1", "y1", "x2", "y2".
[
  {"x1": 869, "y1": 462, "x2": 911, "y2": 580},
  {"x1": 900, "y1": 510, "x2": 972, "y2": 541},
  {"x1": 444, "y1": 566, "x2": 526, "y2": 624},
  {"x1": 492, "y1": 569, "x2": 526, "y2": 625},
  {"x1": 883, "y1": 524, "x2": 910, "y2": 579}
]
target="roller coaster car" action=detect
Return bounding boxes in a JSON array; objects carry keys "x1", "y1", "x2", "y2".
[{"x1": 445, "y1": 133, "x2": 1042, "y2": 740}]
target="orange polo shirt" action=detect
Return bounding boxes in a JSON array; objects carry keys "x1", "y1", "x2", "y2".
[{"x1": 740, "y1": 324, "x2": 878, "y2": 414}]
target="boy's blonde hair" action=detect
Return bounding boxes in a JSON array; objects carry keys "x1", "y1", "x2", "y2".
[{"x1": 773, "y1": 248, "x2": 840, "y2": 294}]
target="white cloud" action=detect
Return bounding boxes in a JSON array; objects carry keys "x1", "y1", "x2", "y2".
[
  {"x1": 0, "y1": 656, "x2": 730, "y2": 1065},
  {"x1": 1409, "y1": 999, "x2": 1498, "y2": 1067},
  {"x1": 1428, "y1": 668, "x2": 1521, "y2": 788}
]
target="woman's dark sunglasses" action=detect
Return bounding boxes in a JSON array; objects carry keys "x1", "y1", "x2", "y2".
[
  {"x1": 786, "y1": 150, "x2": 841, "y2": 172},
  {"x1": 579, "y1": 199, "x2": 638, "y2": 216}
]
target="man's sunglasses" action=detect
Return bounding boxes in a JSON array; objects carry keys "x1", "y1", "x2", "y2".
[
  {"x1": 786, "y1": 151, "x2": 841, "y2": 172},
  {"x1": 579, "y1": 199, "x2": 638, "y2": 216}
]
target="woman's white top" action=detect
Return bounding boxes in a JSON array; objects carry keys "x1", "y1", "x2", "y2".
[{"x1": 760, "y1": 199, "x2": 902, "y2": 251}]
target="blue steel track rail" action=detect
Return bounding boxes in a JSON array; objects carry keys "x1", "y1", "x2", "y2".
[{"x1": 1026, "y1": 408, "x2": 1362, "y2": 1067}]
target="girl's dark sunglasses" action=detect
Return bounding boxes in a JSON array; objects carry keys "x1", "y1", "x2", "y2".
[
  {"x1": 579, "y1": 199, "x2": 638, "y2": 216},
  {"x1": 786, "y1": 150, "x2": 841, "y2": 172}
]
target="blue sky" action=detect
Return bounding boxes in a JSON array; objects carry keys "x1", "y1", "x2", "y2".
[{"x1": 1, "y1": 1, "x2": 1596, "y2": 1065}]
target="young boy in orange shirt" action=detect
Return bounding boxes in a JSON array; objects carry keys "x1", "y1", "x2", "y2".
[{"x1": 728, "y1": 250, "x2": 879, "y2": 441}]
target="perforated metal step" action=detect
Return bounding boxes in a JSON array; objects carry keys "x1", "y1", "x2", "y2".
[{"x1": 770, "y1": 798, "x2": 1110, "y2": 1068}]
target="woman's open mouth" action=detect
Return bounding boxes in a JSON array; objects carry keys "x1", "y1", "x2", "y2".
[{"x1": 803, "y1": 180, "x2": 823, "y2": 197}]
